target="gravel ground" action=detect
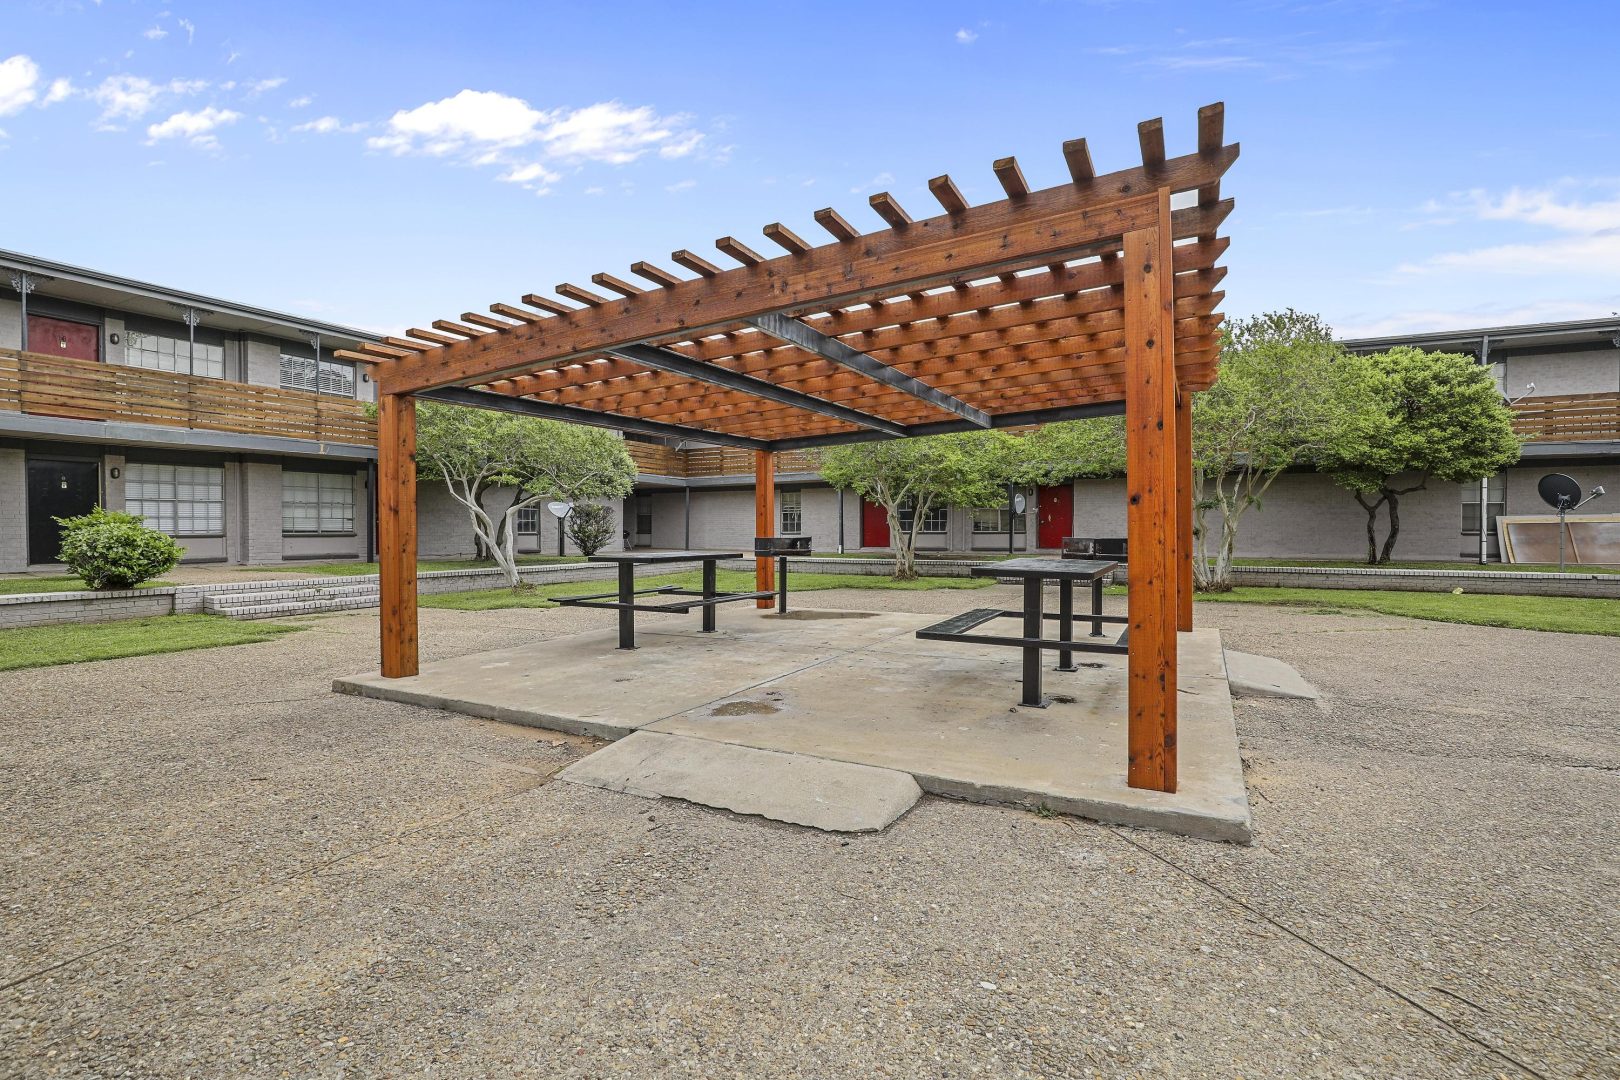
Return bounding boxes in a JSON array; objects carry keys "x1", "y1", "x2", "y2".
[{"x1": 1, "y1": 587, "x2": 1614, "y2": 1078}]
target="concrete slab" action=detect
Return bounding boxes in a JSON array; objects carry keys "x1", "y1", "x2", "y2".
[
  {"x1": 1225, "y1": 649, "x2": 1321, "y2": 700},
  {"x1": 336, "y1": 609, "x2": 1251, "y2": 843},
  {"x1": 653, "y1": 628, "x2": 1250, "y2": 843},
  {"x1": 557, "y1": 730, "x2": 922, "y2": 832}
]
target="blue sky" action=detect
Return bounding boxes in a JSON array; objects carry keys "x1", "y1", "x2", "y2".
[{"x1": 3, "y1": 0, "x2": 1617, "y2": 339}]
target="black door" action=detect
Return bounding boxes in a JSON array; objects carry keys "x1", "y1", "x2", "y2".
[{"x1": 27, "y1": 459, "x2": 100, "y2": 564}]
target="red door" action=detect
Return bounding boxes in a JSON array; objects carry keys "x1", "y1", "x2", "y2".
[
  {"x1": 1037, "y1": 484, "x2": 1073, "y2": 550},
  {"x1": 860, "y1": 497, "x2": 890, "y2": 548},
  {"x1": 28, "y1": 315, "x2": 100, "y2": 363}
]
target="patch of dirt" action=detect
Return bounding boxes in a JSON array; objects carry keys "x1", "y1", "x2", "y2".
[{"x1": 709, "y1": 700, "x2": 780, "y2": 716}]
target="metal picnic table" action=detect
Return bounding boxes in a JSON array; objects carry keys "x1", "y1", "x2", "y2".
[
  {"x1": 551, "y1": 551, "x2": 775, "y2": 649},
  {"x1": 916, "y1": 557, "x2": 1128, "y2": 708}
]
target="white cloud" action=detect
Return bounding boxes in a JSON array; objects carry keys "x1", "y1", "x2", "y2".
[
  {"x1": 244, "y1": 76, "x2": 286, "y2": 97},
  {"x1": 145, "y1": 105, "x2": 240, "y2": 148},
  {"x1": 367, "y1": 89, "x2": 708, "y2": 187},
  {"x1": 850, "y1": 171, "x2": 894, "y2": 194},
  {"x1": 955, "y1": 28, "x2": 979, "y2": 44},
  {"x1": 88, "y1": 74, "x2": 207, "y2": 127},
  {"x1": 178, "y1": 18, "x2": 195, "y2": 44},
  {"x1": 288, "y1": 94, "x2": 313, "y2": 108},
  {"x1": 293, "y1": 115, "x2": 362, "y2": 135},
  {"x1": 1398, "y1": 182, "x2": 1620, "y2": 277},
  {"x1": 143, "y1": 26, "x2": 168, "y2": 40},
  {"x1": 44, "y1": 77, "x2": 73, "y2": 105},
  {"x1": 496, "y1": 161, "x2": 561, "y2": 194},
  {"x1": 665, "y1": 178, "x2": 696, "y2": 193},
  {"x1": 0, "y1": 55, "x2": 41, "y2": 115}
]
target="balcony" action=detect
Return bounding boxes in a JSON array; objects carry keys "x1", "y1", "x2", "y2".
[
  {"x1": 0, "y1": 347, "x2": 376, "y2": 447},
  {"x1": 1512, "y1": 393, "x2": 1620, "y2": 444},
  {"x1": 624, "y1": 440, "x2": 822, "y2": 479}
]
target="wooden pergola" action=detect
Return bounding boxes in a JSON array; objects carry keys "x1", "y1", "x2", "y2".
[{"x1": 338, "y1": 103, "x2": 1237, "y2": 794}]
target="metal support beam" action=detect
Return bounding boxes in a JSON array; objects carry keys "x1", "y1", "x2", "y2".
[
  {"x1": 745, "y1": 312, "x2": 992, "y2": 428},
  {"x1": 418, "y1": 385, "x2": 768, "y2": 450},
  {"x1": 605, "y1": 341, "x2": 907, "y2": 437},
  {"x1": 764, "y1": 400, "x2": 1124, "y2": 452}
]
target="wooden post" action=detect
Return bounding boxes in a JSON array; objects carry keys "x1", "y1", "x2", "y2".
[
  {"x1": 1175, "y1": 382, "x2": 1194, "y2": 632},
  {"x1": 377, "y1": 392, "x2": 418, "y2": 678},
  {"x1": 1122, "y1": 189, "x2": 1179, "y2": 794},
  {"x1": 754, "y1": 450, "x2": 775, "y2": 608}
]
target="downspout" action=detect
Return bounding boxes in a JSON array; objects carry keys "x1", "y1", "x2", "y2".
[
  {"x1": 683, "y1": 485, "x2": 691, "y2": 550},
  {"x1": 367, "y1": 459, "x2": 377, "y2": 562},
  {"x1": 837, "y1": 487, "x2": 845, "y2": 554},
  {"x1": 1479, "y1": 334, "x2": 1491, "y2": 565}
]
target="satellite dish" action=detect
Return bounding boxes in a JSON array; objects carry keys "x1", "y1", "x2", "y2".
[
  {"x1": 1012, "y1": 493, "x2": 1028, "y2": 515},
  {"x1": 546, "y1": 500, "x2": 573, "y2": 519},
  {"x1": 1537, "y1": 474, "x2": 1582, "y2": 511}
]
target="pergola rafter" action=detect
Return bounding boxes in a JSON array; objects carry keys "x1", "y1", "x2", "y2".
[{"x1": 354, "y1": 103, "x2": 1239, "y2": 796}]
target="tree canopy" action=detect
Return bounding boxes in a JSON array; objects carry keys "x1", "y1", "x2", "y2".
[
  {"x1": 1318, "y1": 346, "x2": 1521, "y2": 563},
  {"x1": 411, "y1": 402, "x2": 635, "y2": 585},
  {"x1": 820, "y1": 431, "x2": 1007, "y2": 578}
]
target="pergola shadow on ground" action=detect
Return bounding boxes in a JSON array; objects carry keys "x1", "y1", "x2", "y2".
[{"x1": 338, "y1": 104, "x2": 1238, "y2": 795}]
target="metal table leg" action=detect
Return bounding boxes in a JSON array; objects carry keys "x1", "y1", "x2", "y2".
[
  {"x1": 777, "y1": 554, "x2": 788, "y2": 614},
  {"x1": 1021, "y1": 575, "x2": 1048, "y2": 708},
  {"x1": 616, "y1": 561, "x2": 637, "y2": 649},
  {"x1": 700, "y1": 558, "x2": 718, "y2": 632},
  {"x1": 1090, "y1": 577, "x2": 1105, "y2": 637},
  {"x1": 1056, "y1": 577, "x2": 1077, "y2": 671}
]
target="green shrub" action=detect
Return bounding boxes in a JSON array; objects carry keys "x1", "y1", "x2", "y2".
[
  {"x1": 55, "y1": 507, "x2": 182, "y2": 589},
  {"x1": 565, "y1": 503, "x2": 616, "y2": 557}
]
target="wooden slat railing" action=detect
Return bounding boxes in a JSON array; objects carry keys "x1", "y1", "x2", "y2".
[
  {"x1": 0, "y1": 347, "x2": 377, "y2": 446},
  {"x1": 624, "y1": 439, "x2": 821, "y2": 478},
  {"x1": 1512, "y1": 392, "x2": 1620, "y2": 444}
]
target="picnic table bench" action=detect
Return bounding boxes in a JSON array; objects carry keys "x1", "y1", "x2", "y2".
[
  {"x1": 552, "y1": 551, "x2": 775, "y2": 649},
  {"x1": 917, "y1": 557, "x2": 1128, "y2": 708}
]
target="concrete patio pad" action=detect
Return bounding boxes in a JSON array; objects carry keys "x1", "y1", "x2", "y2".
[{"x1": 335, "y1": 608, "x2": 1251, "y2": 842}]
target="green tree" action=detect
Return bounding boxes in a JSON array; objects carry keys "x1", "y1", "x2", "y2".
[
  {"x1": 820, "y1": 431, "x2": 1007, "y2": 579},
  {"x1": 411, "y1": 401, "x2": 635, "y2": 587},
  {"x1": 1192, "y1": 310, "x2": 1370, "y2": 591},
  {"x1": 1318, "y1": 346, "x2": 1521, "y2": 564},
  {"x1": 1001, "y1": 416, "x2": 1127, "y2": 487},
  {"x1": 564, "y1": 503, "x2": 616, "y2": 557}
]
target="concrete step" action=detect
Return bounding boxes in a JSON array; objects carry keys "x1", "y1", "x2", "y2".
[
  {"x1": 205, "y1": 581, "x2": 382, "y2": 618},
  {"x1": 557, "y1": 730, "x2": 923, "y2": 833},
  {"x1": 208, "y1": 593, "x2": 382, "y2": 619}
]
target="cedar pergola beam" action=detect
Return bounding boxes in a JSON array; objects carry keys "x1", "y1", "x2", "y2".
[
  {"x1": 745, "y1": 312, "x2": 992, "y2": 427},
  {"x1": 601, "y1": 341, "x2": 910, "y2": 436},
  {"x1": 374, "y1": 142, "x2": 1237, "y2": 395}
]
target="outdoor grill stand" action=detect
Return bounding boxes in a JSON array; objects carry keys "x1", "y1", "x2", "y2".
[{"x1": 755, "y1": 535, "x2": 810, "y2": 613}]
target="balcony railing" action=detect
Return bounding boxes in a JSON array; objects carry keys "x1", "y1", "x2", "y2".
[
  {"x1": 0, "y1": 348, "x2": 377, "y2": 447},
  {"x1": 1512, "y1": 392, "x2": 1620, "y2": 444},
  {"x1": 624, "y1": 440, "x2": 822, "y2": 478}
]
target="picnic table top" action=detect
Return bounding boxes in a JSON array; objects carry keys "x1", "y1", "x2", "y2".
[
  {"x1": 586, "y1": 551, "x2": 745, "y2": 564},
  {"x1": 970, "y1": 558, "x2": 1121, "y2": 580}
]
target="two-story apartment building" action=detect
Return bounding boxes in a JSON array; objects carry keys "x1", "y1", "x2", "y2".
[
  {"x1": 0, "y1": 250, "x2": 608, "y2": 572},
  {"x1": 619, "y1": 317, "x2": 1620, "y2": 564}
]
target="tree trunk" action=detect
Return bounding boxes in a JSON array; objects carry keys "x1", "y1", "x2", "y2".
[
  {"x1": 889, "y1": 506, "x2": 917, "y2": 580},
  {"x1": 1354, "y1": 490, "x2": 1386, "y2": 565}
]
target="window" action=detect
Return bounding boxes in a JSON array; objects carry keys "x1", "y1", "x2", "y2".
[
  {"x1": 282, "y1": 471, "x2": 356, "y2": 534},
  {"x1": 1461, "y1": 477, "x2": 1504, "y2": 535},
  {"x1": 779, "y1": 490, "x2": 803, "y2": 535},
  {"x1": 280, "y1": 354, "x2": 356, "y2": 398},
  {"x1": 516, "y1": 507, "x2": 541, "y2": 534},
  {"x1": 125, "y1": 463, "x2": 224, "y2": 536},
  {"x1": 124, "y1": 331, "x2": 224, "y2": 379},
  {"x1": 971, "y1": 507, "x2": 1027, "y2": 534},
  {"x1": 897, "y1": 500, "x2": 947, "y2": 534}
]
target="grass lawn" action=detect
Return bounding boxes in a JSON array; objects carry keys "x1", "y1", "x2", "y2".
[
  {"x1": 1233, "y1": 557, "x2": 1620, "y2": 575},
  {"x1": 0, "y1": 576, "x2": 175, "y2": 596},
  {"x1": 421, "y1": 568, "x2": 995, "y2": 611},
  {"x1": 0, "y1": 614, "x2": 304, "y2": 672},
  {"x1": 1199, "y1": 587, "x2": 1620, "y2": 637},
  {"x1": 253, "y1": 555, "x2": 587, "y2": 577}
]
